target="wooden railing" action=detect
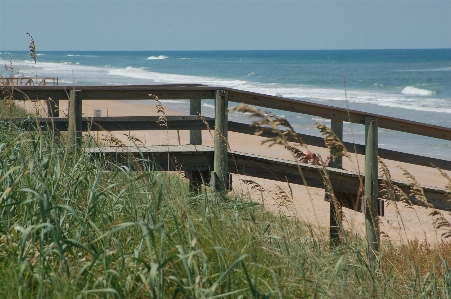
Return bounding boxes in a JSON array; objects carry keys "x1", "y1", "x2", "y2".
[
  {"x1": 4, "y1": 84, "x2": 451, "y2": 255},
  {"x1": 0, "y1": 76, "x2": 58, "y2": 86}
]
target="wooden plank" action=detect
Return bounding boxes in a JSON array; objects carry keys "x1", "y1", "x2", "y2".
[
  {"x1": 8, "y1": 85, "x2": 216, "y2": 100},
  {"x1": 7, "y1": 116, "x2": 215, "y2": 132},
  {"x1": 86, "y1": 145, "x2": 214, "y2": 172},
  {"x1": 47, "y1": 96, "x2": 59, "y2": 117},
  {"x1": 227, "y1": 150, "x2": 450, "y2": 210},
  {"x1": 190, "y1": 98, "x2": 202, "y2": 145},
  {"x1": 214, "y1": 90, "x2": 229, "y2": 192},
  {"x1": 188, "y1": 98, "x2": 204, "y2": 192},
  {"x1": 364, "y1": 116, "x2": 379, "y2": 260},
  {"x1": 68, "y1": 90, "x2": 82, "y2": 150},
  {"x1": 6, "y1": 85, "x2": 451, "y2": 141},
  {"x1": 226, "y1": 88, "x2": 451, "y2": 141},
  {"x1": 83, "y1": 145, "x2": 450, "y2": 210},
  {"x1": 228, "y1": 121, "x2": 451, "y2": 171},
  {"x1": 7, "y1": 116, "x2": 450, "y2": 171}
]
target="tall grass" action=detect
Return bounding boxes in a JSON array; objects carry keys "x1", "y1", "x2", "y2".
[{"x1": 1, "y1": 95, "x2": 451, "y2": 298}]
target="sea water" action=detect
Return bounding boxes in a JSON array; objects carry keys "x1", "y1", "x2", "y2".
[{"x1": 1, "y1": 50, "x2": 450, "y2": 159}]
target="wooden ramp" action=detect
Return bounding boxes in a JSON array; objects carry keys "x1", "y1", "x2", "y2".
[{"x1": 85, "y1": 145, "x2": 450, "y2": 211}]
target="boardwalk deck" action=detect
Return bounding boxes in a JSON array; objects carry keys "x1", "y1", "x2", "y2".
[{"x1": 85, "y1": 145, "x2": 450, "y2": 211}]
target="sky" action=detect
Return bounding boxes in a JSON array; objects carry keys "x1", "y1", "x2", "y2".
[{"x1": 0, "y1": 0, "x2": 450, "y2": 51}]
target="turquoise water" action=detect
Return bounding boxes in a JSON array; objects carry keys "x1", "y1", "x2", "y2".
[{"x1": 1, "y1": 50, "x2": 450, "y2": 158}]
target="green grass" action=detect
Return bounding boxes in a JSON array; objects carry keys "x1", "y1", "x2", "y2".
[{"x1": 1, "y1": 99, "x2": 451, "y2": 298}]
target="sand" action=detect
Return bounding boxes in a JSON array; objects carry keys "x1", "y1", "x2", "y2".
[{"x1": 22, "y1": 99, "x2": 451, "y2": 244}]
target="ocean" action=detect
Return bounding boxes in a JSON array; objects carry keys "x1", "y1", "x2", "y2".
[{"x1": 1, "y1": 49, "x2": 450, "y2": 159}]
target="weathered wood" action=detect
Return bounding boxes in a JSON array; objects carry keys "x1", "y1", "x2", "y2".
[
  {"x1": 214, "y1": 90, "x2": 229, "y2": 193},
  {"x1": 226, "y1": 88, "x2": 451, "y2": 141},
  {"x1": 9, "y1": 85, "x2": 216, "y2": 100},
  {"x1": 7, "y1": 116, "x2": 450, "y2": 171},
  {"x1": 68, "y1": 90, "x2": 83, "y2": 150},
  {"x1": 8, "y1": 116, "x2": 215, "y2": 132},
  {"x1": 329, "y1": 120, "x2": 344, "y2": 247},
  {"x1": 228, "y1": 121, "x2": 451, "y2": 171},
  {"x1": 190, "y1": 99, "x2": 202, "y2": 145},
  {"x1": 46, "y1": 97, "x2": 59, "y2": 117},
  {"x1": 87, "y1": 145, "x2": 214, "y2": 172},
  {"x1": 364, "y1": 116, "x2": 379, "y2": 262},
  {"x1": 187, "y1": 98, "x2": 204, "y2": 192},
  {"x1": 83, "y1": 145, "x2": 450, "y2": 209},
  {"x1": 9, "y1": 85, "x2": 451, "y2": 141}
]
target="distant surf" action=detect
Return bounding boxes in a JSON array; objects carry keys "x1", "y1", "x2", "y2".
[
  {"x1": 146, "y1": 55, "x2": 168, "y2": 60},
  {"x1": 401, "y1": 86, "x2": 435, "y2": 96}
]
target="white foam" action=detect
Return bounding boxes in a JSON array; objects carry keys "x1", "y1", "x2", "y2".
[
  {"x1": 397, "y1": 67, "x2": 451, "y2": 72},
  {"x1": 146, "y1": 55, "x2": 168, "y2": 60},
  {"x1": 1, "y1": 57, "x2": 448, "y2": 115},
  {"x1": 401, "y1": 86, "x2": 435, "y2": 96},
  {"x1": 202, "y1": 103, "x2": 215, "y2": 109},
  {"x1": 67, "y1": 54, "x2": 81, "y2": 57}
]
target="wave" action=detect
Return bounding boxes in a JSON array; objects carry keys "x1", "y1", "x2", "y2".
[
  {"x1": 401, "y1": 86, "x2": 435, "y2": 96},
  {"x1": 397, "y1": 67, "x2": 451, "y2": 72},
  {"x1": 67, "y1": 54, "x2": 81, "y2": 57},
  {"x1": 146, "y1": 55, "x2": 168, "y2": 60},
  {"x1": 1, "y1": 57, "x2": 449, "y2": 115}
]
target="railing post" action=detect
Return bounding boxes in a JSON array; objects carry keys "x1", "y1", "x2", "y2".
[
  {"x1": 46, "y1": 97, "x2": 59, "y2": 117},
  {"x1": 68, "y1": 90, "x2": 82, "y2": 151},
  {"x1": 187, "y1": 98, "x2": 209, "y2": 193},
  {"x1": 190, "y1": 98, "x2": 202, "y2": 145},
  {"x1": 364, "y1": 116, "x2": 379, "y2": 262},
  {"x1": 213, "y1": 90, "x2": 229, "y2": 193},
  {"x1": 329, "y1": 120, "x2": 343, "y2": 247}
]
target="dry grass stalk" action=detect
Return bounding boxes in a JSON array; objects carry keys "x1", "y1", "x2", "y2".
[
  {"x1": 240, "y1": 179, "x2": 265, "y2": 192},
  {"x1": 316, "y1": 156, "x2": 344, "y2": 230},
  {"x1": 149, "y1": 94, "x2": 168, "y2": 129},
  {"x1": 198, "y1": 113, "x2": 213, "y2": 139},
  {"x1": 400, "y1": 167, "x2": 432, "y2": 209},
  {"x1": 102, "y1": 133, "x2": 126, "y2": 147},
  {"x1": 284, "y1": 145, "x2": 306, "y2": 162},
  {"x1": 315, "y1": 122, "x2": 350, "y2": 162},
  {"x1": 231, "y1": 104, "x2": 322, "y2": 226},
  {"x1": 26, "y1": 33, "x2": 36, "y2": 64},
  {"x1": 401, "y1": 166, "x2": 451, "y2": 239},
  {"x1": 229, "y1": 104, "x2": 304, "y2": 147},
  {"x1": 433, "y1": 165, "x2": 451, "y2": 194},
  {"x1": 378, "y1": 158, "x2": 410, "y2": 240},
  {"x1": 123, "y1": 133, "x2": 144, "y2": 146},
  {"x1": 273, "y1": 183, "x2": 294, "y2": 210}
]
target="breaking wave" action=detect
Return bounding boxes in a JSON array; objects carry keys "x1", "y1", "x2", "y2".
[
  {"x1": 146, "y1": 55, "x2": 168, "y2": 60},
  {"x1": 401, "y1": 86, "x2": 435, "y2": 96}
]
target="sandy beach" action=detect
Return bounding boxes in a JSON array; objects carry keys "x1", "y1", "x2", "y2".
[{"x1": 24, "y1": 99, "x2": 451, "y2": 244}]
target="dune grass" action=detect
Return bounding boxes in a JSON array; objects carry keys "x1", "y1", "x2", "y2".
[{"x1": 1, "y1": 96, "x2": 451, "y2": 298}]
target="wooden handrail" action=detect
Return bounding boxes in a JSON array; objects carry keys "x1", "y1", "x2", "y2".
[
  {"x1": 6, "y1": 85, "x2": 451, "y2": 141},
  {"x1": 226, "y1": 88, "x2": 451, "y2": 141}
]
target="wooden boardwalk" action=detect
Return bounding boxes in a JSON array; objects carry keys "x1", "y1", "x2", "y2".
[
  {"x1": 6, "y1": 84, "x2": 451, "y2": 253},
  {"x1": 85, "y1": 145, "x2": 450, "y2": 211}
]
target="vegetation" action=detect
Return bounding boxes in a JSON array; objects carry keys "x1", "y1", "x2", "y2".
[{"x1": 1, "y1": 86, "x2": 451, "y2": 298}]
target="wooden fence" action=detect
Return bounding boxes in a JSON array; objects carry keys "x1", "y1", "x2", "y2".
[{"x1": 4, "y1": 84, "x2": 451, "y2": 258}]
